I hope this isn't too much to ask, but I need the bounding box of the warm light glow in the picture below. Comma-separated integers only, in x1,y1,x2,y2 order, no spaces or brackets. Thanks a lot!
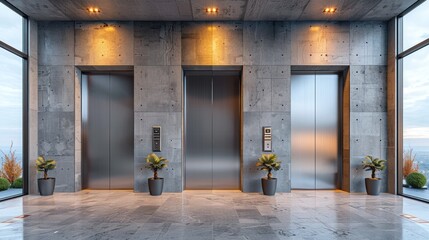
309,26,320,31
87,7,101,13
323,7,337,13
105,26,115,32
205,7,219,14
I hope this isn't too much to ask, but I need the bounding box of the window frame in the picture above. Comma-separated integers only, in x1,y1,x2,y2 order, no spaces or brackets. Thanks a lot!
397,0,429,202
0,0,29,201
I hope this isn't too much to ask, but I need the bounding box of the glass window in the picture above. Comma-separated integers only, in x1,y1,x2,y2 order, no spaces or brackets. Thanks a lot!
0,2,25,200
0,48,23,199
402,0,429,51
0,3,23,51
402,46,429,199
400,1,429,201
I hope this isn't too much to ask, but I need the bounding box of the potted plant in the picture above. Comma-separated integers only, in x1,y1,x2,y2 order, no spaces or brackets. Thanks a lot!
256,153,281,195
145,153,168,196
362,155,386,196
36,156,57,196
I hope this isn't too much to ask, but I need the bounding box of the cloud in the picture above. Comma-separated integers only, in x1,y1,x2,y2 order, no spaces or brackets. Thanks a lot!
0,3,23,50
403,0,429,50
402,44,429,129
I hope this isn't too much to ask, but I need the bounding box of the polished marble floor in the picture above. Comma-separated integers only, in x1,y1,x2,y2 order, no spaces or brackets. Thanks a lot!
0,190,429,240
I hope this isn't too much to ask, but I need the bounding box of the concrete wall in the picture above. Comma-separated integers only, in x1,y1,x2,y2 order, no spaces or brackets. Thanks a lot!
349,22,388,192
37,20,388,193
134,22,182,192
37,22,76,192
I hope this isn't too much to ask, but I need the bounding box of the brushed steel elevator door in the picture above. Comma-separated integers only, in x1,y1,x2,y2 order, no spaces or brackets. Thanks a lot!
291,73,339,190
185,70,240,190
82,72,134,189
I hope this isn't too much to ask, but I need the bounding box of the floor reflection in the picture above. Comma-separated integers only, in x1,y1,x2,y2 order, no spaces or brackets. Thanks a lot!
0,190,428,239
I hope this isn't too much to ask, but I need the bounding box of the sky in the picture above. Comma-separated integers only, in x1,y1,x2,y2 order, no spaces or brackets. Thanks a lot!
0,3,23,152
402,0,429,147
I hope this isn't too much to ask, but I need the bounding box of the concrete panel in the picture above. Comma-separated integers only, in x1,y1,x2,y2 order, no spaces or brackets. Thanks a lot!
134,22,181,66
350,136,387,192
291,22,350,65
350,22,387,65
243,66,290,112
244,0,309,20
38,112,75,156
181,22,243,65
350,112,387,137
242,112,291,192
134,66,182,112
41,156,75,192
350,112,387,192
363,0,417,21
350,65,386,112
190,0,247,21
134,112,182,192
243,22,291,65
75,22,134,66
299,0,382,21
212,22,243,65
38,65,75,112
38,21,74,66
10,0,416,21
181,22,213,65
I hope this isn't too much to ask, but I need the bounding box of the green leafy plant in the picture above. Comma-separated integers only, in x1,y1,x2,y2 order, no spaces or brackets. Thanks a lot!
0,177,10,191
406,172,427,188
11,177,23,188
256,154,281,179
1,142,22,184
36,156,57,179
362,155,386,179
145,153,168,179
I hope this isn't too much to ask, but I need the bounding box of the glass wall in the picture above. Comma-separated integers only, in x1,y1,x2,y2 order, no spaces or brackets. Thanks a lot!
0,1,27,200
399,0,429,201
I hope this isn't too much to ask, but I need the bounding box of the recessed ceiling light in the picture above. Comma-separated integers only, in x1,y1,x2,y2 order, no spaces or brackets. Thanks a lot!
87,7,101,13
323,7,337,13
205,7,219,14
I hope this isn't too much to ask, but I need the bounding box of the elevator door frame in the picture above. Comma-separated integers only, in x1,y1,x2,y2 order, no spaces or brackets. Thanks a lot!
81,71,134,190
291,70,343,190
182,66,243,191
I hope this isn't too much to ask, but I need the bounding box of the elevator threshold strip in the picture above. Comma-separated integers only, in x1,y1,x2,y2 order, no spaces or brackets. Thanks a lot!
401,214,429,224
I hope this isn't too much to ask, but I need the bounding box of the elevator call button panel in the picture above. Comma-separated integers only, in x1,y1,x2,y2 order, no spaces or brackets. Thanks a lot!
152,126,161,152
263,126,272,152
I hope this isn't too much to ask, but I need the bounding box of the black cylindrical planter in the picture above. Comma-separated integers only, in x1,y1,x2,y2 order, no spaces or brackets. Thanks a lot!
261,178,277,196
148,178,164,196
38,178,55,196
365,178,381,196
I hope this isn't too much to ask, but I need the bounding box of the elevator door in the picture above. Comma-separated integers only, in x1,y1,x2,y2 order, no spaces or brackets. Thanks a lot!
185,70,240,190
291,73,339,189
82,72,134,189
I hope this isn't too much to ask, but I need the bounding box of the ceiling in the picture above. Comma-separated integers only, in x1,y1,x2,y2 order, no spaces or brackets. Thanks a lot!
7,0,417,21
